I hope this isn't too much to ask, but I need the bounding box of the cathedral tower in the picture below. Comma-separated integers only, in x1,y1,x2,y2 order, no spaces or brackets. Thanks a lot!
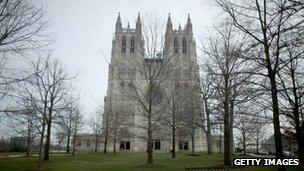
104,13,206,153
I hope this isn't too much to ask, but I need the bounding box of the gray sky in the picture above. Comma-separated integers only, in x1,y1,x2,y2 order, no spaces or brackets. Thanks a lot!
1,0,274,139
37,0,221,120
0,0,223,138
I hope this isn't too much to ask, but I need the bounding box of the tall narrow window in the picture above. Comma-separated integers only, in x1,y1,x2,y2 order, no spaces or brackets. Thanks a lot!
182,37,187,53
122,36,126,53
173,37,178,53
130,36,135,53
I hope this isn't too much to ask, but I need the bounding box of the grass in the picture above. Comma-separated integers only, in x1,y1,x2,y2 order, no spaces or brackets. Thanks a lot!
0,152,302,171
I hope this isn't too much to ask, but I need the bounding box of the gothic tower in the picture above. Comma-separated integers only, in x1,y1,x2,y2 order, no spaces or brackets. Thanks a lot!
103,13,206,152
163,14,205,152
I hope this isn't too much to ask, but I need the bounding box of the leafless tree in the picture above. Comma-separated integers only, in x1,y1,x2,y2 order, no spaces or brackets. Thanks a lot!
0,0,50,109
163,79,186,158
254,122,266,154
277,32,304,164
201,21,254,165
102,97,110,154
0,0,49,53
15,55,76,167
55,132,65,152
197,66,215,154
234,104,267,155
89,108,102,152
109,107,130,154
179,84,202,156
235,115,255,155
4,102,37,157
57,99,81,154
216,1,304,167
71,107,82,156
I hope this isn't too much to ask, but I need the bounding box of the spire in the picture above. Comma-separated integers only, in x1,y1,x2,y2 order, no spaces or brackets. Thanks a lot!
136,12,141,23
186,13,193,35
115,12,122,33
187,13,191,25
136,12,142,34
127,22,130,29
166,13,173,34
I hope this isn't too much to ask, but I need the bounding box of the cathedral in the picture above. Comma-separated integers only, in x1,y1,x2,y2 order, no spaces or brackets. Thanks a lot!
103,13,207,152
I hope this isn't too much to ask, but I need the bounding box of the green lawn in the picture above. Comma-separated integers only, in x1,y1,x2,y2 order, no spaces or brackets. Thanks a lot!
0,152,302,171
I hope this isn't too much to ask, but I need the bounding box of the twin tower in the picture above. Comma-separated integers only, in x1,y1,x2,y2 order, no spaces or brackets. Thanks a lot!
104,13,205,152
110,13,198,66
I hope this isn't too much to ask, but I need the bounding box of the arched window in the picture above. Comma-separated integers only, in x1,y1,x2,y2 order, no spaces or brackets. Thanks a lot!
173,37,178,53
182,37,187,54
130,36,135,53
122,36,126,53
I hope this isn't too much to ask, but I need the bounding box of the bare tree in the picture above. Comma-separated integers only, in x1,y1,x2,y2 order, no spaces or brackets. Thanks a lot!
234,104,267,155
254,122,266,154
71,107,82,156
181,86,202,156
197,67,215,154
4,103,37,157
57,99,81,154
201,21,253,165
216,1,304,168
55,132,65,152
110,107,130,154
277,33,304,164
235,115,255,155
0,0,50,109
16,55,76,167
163,79,186,158
89,108,102,152
102,97,110,154
0,0,49,53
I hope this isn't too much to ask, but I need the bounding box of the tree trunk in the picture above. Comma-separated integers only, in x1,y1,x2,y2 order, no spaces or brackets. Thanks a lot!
295,123,304,166
103,116,109,154
191,128,195,155
269,73,284,159
72,130,77,156
171,128,176,158
95,134,98,153
103,135,108,153
243,146,246,156
43,120,52,161
268,73,285,171
224,76,231,165
66,131,70,153
219,134,222,153
38,122,46,168
224,111,231,165
113,130,116,154
229,100,234,155
147,119,153,164
26,119,31,157
26,136,31,157
204,99,212,154
256,133,259,154
290,69,304,166
293,102,304,165
243,132,246,156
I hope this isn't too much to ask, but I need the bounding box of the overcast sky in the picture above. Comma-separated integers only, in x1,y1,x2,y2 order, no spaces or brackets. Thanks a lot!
33,0,221,120
0,0,224,137
0,0,275,140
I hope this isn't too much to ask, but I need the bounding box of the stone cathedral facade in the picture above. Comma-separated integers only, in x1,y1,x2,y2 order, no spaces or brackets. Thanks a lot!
103,13,206,152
